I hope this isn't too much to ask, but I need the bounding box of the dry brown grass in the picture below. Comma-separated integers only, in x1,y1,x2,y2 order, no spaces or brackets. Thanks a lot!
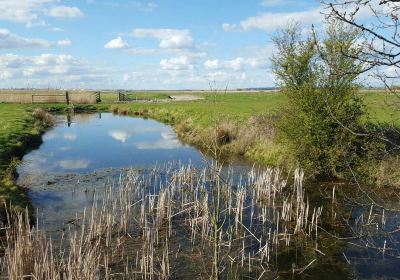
69,93,97,104
1,164,324,279
32,108,55,128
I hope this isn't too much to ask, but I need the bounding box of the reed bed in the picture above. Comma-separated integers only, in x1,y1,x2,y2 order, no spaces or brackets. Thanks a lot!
1,163,324,279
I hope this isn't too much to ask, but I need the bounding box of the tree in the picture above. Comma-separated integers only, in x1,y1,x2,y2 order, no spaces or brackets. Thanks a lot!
272,22,370,178
323,0,400,162
322,0,400,86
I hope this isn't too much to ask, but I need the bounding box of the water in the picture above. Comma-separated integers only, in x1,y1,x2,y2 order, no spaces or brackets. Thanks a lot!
15,113,400,279
17,113,211,231
18,113,204,175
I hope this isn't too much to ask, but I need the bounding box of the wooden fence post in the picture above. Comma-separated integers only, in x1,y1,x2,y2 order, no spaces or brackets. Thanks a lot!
66,91,70,105
95,91,101,103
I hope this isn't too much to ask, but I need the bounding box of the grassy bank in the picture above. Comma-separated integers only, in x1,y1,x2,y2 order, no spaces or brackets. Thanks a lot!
0,103,108,215
111,91,399,167
111,92,288,164
0,104,45,215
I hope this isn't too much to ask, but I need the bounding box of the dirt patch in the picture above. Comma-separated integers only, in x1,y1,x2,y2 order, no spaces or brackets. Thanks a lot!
168,95,204,101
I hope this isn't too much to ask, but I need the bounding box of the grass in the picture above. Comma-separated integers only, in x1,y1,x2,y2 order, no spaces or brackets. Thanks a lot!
361,91,400,124
0,104,43,214
113,91,286,126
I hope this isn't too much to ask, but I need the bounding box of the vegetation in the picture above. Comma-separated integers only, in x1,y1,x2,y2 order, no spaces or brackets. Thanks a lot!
271,23,368,178
1,164,325,279
267,21,400,186
0,105,50,216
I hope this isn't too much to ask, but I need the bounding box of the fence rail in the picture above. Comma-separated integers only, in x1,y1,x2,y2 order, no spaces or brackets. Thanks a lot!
0,91,101,104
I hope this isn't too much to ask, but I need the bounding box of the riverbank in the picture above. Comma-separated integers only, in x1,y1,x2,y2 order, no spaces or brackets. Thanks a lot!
0,90,398,214
110,91,400,184
0,105,47,216
111,91,289,165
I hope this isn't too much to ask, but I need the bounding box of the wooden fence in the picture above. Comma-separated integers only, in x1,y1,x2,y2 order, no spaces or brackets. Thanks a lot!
0,91,101,104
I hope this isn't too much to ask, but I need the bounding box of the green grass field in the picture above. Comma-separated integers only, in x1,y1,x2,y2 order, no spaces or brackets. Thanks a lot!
112,91,284,126
361,91,400,124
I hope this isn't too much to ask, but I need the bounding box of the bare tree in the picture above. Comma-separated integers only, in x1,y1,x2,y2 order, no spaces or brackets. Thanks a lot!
322,1,400,157
322,0,400,89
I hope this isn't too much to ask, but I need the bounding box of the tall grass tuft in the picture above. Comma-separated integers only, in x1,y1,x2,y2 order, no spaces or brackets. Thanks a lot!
32,108,55,129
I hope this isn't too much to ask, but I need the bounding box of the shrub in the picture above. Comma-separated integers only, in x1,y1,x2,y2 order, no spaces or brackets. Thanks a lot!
272,22,368,178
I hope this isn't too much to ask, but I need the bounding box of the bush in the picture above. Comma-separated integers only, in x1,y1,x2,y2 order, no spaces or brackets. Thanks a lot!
272,22,369,178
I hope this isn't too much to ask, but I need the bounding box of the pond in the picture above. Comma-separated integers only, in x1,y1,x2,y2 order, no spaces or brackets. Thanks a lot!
17,113,210,231
14,113,400,279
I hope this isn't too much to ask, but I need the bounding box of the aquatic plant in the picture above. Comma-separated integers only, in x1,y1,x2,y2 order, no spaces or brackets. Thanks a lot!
1,163,326,279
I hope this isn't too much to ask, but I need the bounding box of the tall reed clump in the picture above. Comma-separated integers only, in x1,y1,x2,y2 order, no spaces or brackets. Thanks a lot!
1,163,324,279
32,108,55,129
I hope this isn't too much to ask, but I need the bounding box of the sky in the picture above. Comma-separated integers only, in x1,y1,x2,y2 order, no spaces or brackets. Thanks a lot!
0,0,327,89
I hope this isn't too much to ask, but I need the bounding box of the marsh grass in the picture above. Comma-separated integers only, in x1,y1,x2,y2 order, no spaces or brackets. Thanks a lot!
1,163,325,279
32,108,55,129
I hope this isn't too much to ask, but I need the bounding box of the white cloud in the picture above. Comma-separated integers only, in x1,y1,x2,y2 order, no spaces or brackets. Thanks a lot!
58,159,90,170
132,28,194,49
105,1,158,11
133,1,158,12
160,55,195,70
104,36,130,49
0,29,51,48
205,57,244,71
206,71,253,85
0,0,54,23
63,133,77,141
222,23,236,31
204,57,268,71
223,8,323,32
50,27,64,32
135,132,181,149
0,29,72,49
57,39,72,46
109,130,130,143
260,0,284,7
0,1,84,24
0,53,112,88
207,71,230,82
45,6,84,18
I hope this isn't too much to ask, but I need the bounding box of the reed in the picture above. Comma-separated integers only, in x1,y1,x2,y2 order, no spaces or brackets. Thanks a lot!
1,163,324,279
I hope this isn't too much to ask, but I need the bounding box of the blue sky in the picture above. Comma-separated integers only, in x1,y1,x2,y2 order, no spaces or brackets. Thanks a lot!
0,0,325,89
